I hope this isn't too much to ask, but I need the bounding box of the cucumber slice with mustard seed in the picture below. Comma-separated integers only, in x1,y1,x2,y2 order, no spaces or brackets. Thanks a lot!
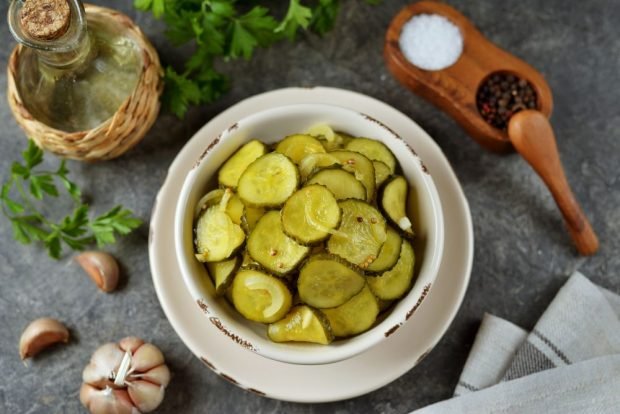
322,285,379,337
305,167,366,201
218,140,267,188
206,255,240,295
327,199,387,269
346,138,396,174
281,185,341,245
194,205,245,263
237,153,299,207
268,305,334,344
297,254,365,309
275,134,326,164
247,210,310,275
231,269,292,323
367,240,415,300
366,226,402,273
380,176,415,238
329,150,376,202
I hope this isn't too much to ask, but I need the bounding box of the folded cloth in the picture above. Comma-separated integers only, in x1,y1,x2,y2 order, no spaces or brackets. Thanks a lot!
413,272,620,414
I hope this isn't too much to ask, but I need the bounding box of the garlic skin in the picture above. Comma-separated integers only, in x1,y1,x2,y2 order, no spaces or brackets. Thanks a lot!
75,251,120,292
81,337,170,414
19,317,69,359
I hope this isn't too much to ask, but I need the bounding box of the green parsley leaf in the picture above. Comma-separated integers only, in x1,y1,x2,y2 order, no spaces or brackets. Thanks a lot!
0,140,142,259
276,0,313,40
134,0,382,117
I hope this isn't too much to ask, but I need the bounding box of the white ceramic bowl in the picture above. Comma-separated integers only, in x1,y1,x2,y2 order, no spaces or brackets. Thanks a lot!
175,103,444,365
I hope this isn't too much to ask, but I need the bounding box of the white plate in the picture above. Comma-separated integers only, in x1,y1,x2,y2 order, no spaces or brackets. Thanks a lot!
149,87,473,403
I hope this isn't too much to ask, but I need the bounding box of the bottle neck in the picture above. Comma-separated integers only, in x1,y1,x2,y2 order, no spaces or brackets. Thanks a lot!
8,0,93,71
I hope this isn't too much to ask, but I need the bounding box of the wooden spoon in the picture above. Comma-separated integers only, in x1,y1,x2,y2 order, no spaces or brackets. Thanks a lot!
508,111,598,255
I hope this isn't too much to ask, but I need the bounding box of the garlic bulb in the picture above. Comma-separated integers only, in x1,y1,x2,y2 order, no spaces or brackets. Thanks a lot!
80,337,170,414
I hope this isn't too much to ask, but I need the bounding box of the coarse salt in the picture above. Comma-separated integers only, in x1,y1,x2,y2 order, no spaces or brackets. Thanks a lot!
399,14,463,71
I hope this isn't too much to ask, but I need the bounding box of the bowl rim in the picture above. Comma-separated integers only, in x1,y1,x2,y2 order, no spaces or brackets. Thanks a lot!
174,103,444,365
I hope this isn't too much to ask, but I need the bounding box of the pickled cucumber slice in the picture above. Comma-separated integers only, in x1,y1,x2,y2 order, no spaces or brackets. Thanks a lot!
267,305,334,344
373,160,392,188
306,124,350,151
206,255,240,295
305,168,366,201
275,134,326,164
241,203,265,233
329,150,376,201
194,205,245,262
281,185,341,245
218,140,267,188
247,211,310,275
237,153,299,207
380,176,414,238
231,269,292,323
367,240,415,300
299,153,340,181
322,285,379,337
346,138,396,174
327,199,387,268
195,188,244,225
366,226,402,273
297,254,365,308
240,249,260,269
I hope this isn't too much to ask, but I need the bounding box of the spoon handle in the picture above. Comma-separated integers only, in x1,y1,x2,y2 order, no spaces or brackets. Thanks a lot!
508,110,599,255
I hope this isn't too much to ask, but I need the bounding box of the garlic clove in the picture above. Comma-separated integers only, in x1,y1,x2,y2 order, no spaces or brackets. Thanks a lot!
131,343,165,372
128,380,165,413
80,384,137,414
82,343,124,386
137,364,171,387
75,251,120,293
119,336,144,354
19,317,69,359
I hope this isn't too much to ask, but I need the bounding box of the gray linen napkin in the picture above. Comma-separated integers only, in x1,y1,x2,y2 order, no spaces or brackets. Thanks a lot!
413,272,620,414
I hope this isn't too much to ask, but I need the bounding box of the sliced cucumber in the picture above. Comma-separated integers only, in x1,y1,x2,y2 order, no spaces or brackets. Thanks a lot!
195,188,244,225
237,153,299,207
206,255,240,295
367,240,415,300
281,185,341,245
380,176,415,238
327,199,387,268
306,123,336,142
241,203,265,233
373,160,392,188
247,210,310,275
366,226,402,273
297,254,365,309
346,138,396,174
322,285,379,337
299,153,340,182
194,205,245,263
275,134,326,164
268,305,333,344
305,167,366,201
329,150,376,201
231,269,292,323
218,140,267,188
240,249,260,269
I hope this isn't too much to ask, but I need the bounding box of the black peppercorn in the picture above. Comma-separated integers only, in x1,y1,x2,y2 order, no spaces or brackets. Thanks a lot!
476,72,538,130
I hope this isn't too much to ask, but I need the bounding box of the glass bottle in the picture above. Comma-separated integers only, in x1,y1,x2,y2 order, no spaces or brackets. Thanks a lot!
8,0,141,132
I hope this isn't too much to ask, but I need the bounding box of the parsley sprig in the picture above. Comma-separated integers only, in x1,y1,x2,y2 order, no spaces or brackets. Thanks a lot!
1,141,142,259
134,0,381,118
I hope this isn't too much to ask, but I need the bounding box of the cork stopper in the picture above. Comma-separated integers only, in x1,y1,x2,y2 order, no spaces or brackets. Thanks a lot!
20,0,71,40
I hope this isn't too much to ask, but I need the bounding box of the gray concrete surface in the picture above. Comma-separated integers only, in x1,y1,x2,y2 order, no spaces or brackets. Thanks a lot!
1,0,619,412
